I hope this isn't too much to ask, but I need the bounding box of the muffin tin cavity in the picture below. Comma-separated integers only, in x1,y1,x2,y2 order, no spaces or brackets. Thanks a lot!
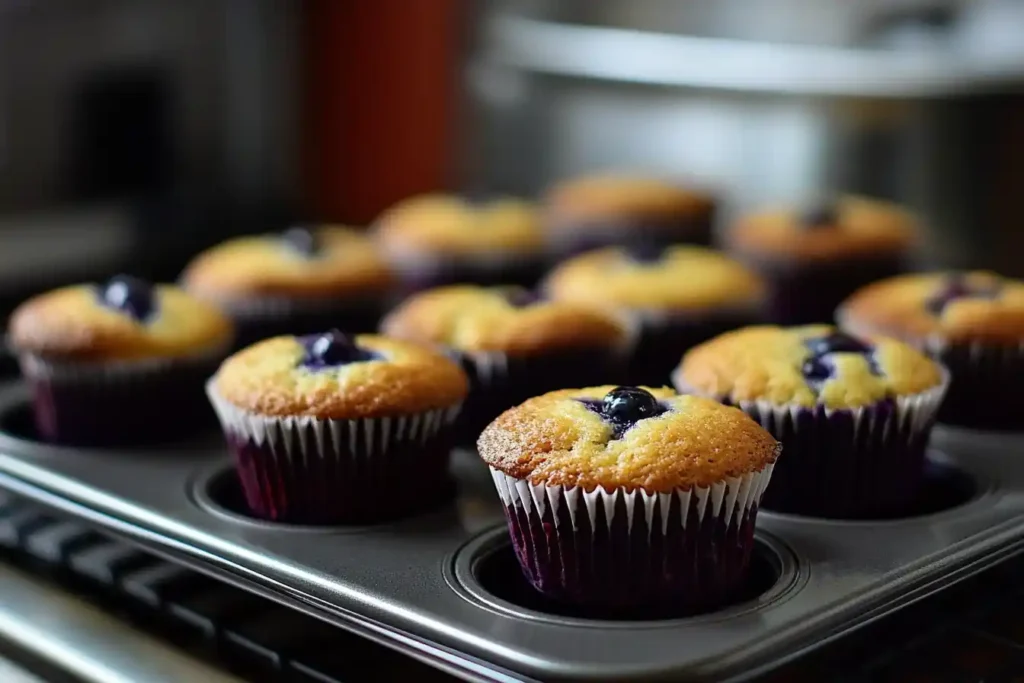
762,462,980,522
192,464,457,530
448,526,799,625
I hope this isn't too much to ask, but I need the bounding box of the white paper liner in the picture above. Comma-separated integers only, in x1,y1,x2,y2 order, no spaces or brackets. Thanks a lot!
488,464,775,536
17,342,231,384
672,367,950,441
206,379,463,461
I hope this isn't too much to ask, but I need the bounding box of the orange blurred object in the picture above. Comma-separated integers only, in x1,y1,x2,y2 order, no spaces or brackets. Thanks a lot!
302,0,464,225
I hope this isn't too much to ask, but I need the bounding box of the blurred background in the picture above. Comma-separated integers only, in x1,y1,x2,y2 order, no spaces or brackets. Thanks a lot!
3,0,1024,308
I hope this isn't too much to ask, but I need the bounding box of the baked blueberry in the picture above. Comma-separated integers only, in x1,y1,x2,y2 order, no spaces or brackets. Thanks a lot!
625,242,665,264
580,386,668,437
501,286,541,308
798,201,840,229
281,226,320,257
801,355,832,384
925,275,1000,315
98,275,156,321
805,331,871,357
300,330,380,369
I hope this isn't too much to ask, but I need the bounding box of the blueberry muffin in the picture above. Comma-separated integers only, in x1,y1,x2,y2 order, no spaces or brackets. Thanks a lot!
207,331,468,524
372,195,544,291
181,225,395,347
543,245,766,386
478,385,779,613
838,271,1024,431
675,325,947,518
380,285,632,441
8,275,234,446
543,173,717,257
727,196,919,325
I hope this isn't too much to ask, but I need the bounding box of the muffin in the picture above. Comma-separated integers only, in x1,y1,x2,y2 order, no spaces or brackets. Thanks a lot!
206,331,468,524
478,385,779,613
8,275,234,446
838,271,1024,431
727,195,918,325
543,173,717,257
380,285,632,441
372,195,545,291
543,245,766,386
674,325,948,518
180,225,395,347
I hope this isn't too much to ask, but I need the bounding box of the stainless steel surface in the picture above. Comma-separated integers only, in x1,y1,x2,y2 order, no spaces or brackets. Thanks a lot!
468,9,1024,272
0,561,244,683
0,382,1020,680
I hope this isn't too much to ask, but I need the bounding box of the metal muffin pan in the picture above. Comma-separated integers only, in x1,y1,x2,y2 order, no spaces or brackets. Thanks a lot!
0,381,1022,682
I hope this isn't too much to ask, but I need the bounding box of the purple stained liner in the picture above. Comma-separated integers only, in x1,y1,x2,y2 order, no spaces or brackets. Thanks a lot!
929,342,1024,431
208,383,462,525
489,466,773,613
673,363,949,520
18,350,225,447
386,252,547,293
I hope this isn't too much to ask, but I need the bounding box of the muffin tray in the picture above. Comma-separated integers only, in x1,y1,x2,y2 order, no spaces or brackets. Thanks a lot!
0,381,1022,681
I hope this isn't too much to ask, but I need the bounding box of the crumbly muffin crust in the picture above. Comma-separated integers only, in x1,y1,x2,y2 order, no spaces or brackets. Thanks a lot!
543,246,765,313
729,196,918,262
478,386,779,492
676,325,943,410
181,226,394,299
8,284,233,362
380,285,628,355
838,271,1024,345
373,195,543,256
212,334,468,419
545,174,714,225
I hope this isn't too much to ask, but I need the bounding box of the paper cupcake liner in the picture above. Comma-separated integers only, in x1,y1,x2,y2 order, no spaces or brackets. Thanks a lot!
17,345,229,447
207,382,463,524
676,371,949,518
197,293,392,349
545,213,715,261
489,464,774,612
743,253,906,325
450,344,632,445
628,306,765,388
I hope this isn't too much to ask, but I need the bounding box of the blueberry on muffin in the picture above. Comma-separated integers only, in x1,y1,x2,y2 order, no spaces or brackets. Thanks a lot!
207,331,468,524
727,195,919,324
180,225,395,347
838,271,1024,431
675,325,947,518
543,173,717,257
372,194,545,291
478,385,779,613
8,275,234,446
380,285,632,441
543,245,766,386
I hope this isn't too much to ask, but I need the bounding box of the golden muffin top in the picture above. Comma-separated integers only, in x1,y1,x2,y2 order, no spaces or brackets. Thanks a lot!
545,174,715,225
373,195,544,256
728,195,918,262
180,226,395,299
211,332,468,419
676,325,944,410
838,271,1024,345
543,245,765,313
8,276,234,362
380,285,629,355
478,385,779,493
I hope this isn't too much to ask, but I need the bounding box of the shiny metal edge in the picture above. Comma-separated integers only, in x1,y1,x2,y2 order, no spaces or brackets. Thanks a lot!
484,16,1024,98
0,562,244,683
446,527,805,629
